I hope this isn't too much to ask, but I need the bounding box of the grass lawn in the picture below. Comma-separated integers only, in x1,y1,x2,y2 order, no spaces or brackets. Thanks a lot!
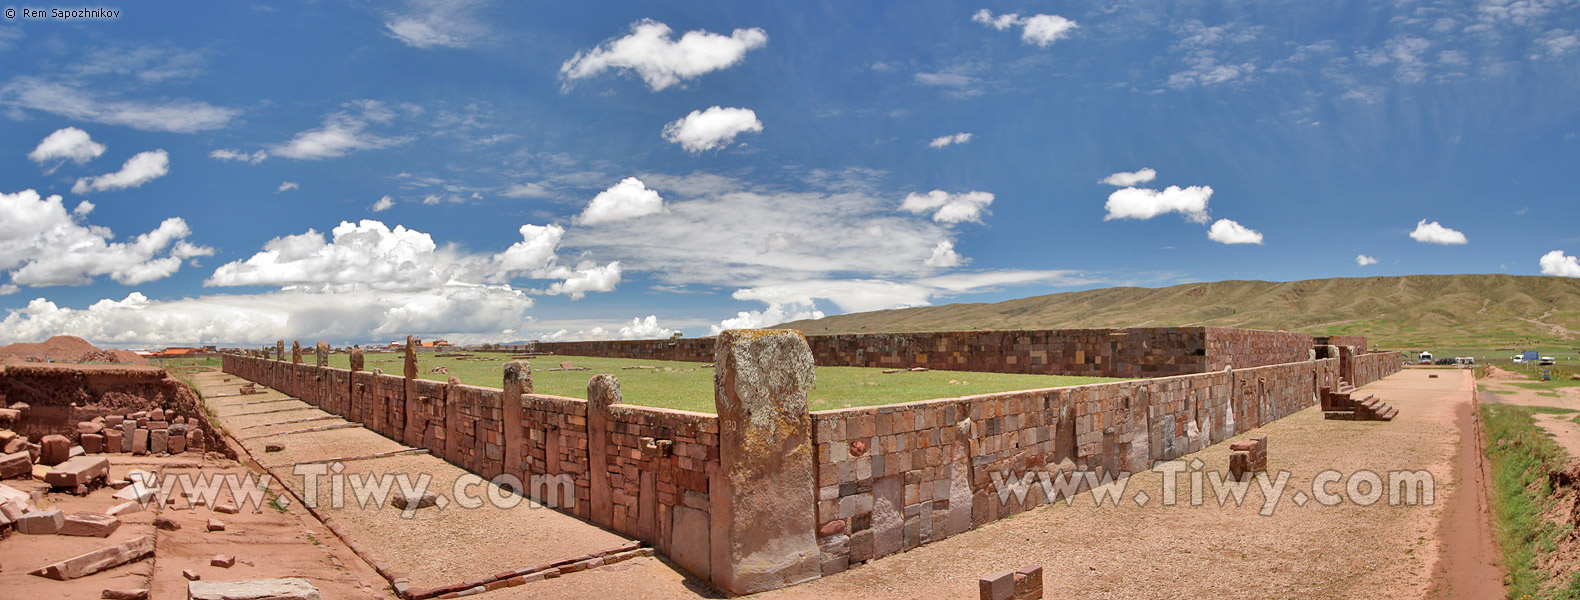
303,352,1125,413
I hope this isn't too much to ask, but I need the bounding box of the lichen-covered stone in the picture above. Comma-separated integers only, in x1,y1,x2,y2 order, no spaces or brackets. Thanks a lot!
710,328,819,595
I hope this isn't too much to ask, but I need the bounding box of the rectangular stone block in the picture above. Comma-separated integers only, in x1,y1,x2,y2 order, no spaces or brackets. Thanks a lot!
187,578,321,600
132,428,149,455
150,429,169,455
45,456,110,489
121,422,136,452
0,450,31,479
18,508,65,534
59,511,121,537
81,433,104,454
30,535,154,580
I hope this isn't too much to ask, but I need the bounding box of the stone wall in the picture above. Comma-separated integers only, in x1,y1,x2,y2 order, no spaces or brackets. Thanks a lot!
532,326,1320,379
223,337,1402,595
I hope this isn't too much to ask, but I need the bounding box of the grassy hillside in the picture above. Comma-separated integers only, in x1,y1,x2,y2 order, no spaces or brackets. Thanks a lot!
776,274,1580,350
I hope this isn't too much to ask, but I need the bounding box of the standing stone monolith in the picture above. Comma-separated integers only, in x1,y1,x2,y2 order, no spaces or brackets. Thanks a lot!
276,340,285,361
502,361,531,483
290,341,300,364
315,341,329,368
709,329,820,595
402,335,419,446
349,348,364,372
587,374,620,529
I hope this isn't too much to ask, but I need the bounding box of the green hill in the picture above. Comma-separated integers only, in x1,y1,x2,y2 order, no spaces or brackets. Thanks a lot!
775,274,1580,349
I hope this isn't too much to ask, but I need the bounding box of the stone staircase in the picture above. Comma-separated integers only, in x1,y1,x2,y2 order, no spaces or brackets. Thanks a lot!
1321,378,1398,421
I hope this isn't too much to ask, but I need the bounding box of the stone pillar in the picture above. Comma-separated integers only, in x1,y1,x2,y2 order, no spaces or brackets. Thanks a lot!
403,335,419,446
502,361,531,482
587,374,620,529
709,329,820,595
291,341,301,364
316,341,329,368
349,348,364,372
276,340,285,361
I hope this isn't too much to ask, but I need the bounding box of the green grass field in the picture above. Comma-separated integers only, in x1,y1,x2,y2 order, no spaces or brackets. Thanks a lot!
1481,403,1580,598
298,352,1123,413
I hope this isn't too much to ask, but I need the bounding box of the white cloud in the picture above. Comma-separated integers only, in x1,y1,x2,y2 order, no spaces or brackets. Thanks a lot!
1356,254,1379,266
1539,250,1580,277
578,177,665,225
210,149,267,164
900,190,994,224
72,201,95,217
494,224,565,277
272,100,410,160
502,182,550,198
1104,185,1212,223
1099,167,1157,187
928,132,973,148
540,261,622,300
971,9,1078,47
0,189,212,287
370,196,395,212
1536,30,1579,58
71,150,170,194
28,127,106,169
537,315,676,342
1408,219,1467,245
277,181,299,192
662,106,763,152
0,287,534,347
925,240,963,268
1206,219,1263,245
560,19,768,91
384,0,488,49
0,77,238,133
0,284,17,296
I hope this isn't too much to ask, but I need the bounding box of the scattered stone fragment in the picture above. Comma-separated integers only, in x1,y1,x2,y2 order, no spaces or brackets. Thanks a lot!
390,490,438,510
30,535,154,580
17,508,65,534
59,512,121,537
104,415,125,427
0,450,32,479
149,408,165,422
168,432,187,454
101,590,149,600
186,428,205,453
264,442,285,452
210,554,236,568
183,569,201,581
39,434,71,466
909,366,929,372
207,518,226,531
108,501,145,516
78,421,105,435
188,578,322,600
214,503,239,514
0,408,18,423
153,516,181,531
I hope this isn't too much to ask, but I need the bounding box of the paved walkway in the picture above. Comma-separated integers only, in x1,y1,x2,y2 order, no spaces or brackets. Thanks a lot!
190,369,676,596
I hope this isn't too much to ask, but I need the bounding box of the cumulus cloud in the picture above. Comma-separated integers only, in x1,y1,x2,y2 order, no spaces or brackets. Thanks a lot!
29,127,106,170
928,133,973,148
1540,250,1580,277
1104,185,1212,223
0,287,534,347
1099,167,1156,187
538,315,676,342
662,106,763,152
0,77,238,133
1206,219,1263,245
1408,219,1467,245
539,261,622,300
900,190,994,224
209,149,267,164
1356,254,1379,266
971,9,1078,47
578,177,665,225
384,0,488,49
272,100,411,160
0,189,212,287
71,150,170,194
560,19,768,91
277,181,299,192
925,240,963,268
370,195,395,212
494,224,565,277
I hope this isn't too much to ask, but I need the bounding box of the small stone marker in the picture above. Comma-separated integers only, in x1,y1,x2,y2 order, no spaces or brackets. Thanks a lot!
210,554,236,568
30,535,154,580
183,569,201,581
979,566,1043,600
391,490,438,510
17,508,65,534
153,516,180,531
207,518,226,531
214,503,240,514
265,442,285,452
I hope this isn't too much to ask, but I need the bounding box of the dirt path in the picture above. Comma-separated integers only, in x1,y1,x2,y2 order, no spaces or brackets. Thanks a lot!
1427,383,1504,599
1534,413,1580,458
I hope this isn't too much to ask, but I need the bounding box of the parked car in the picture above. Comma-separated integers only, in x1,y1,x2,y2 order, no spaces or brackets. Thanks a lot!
1539,356,1556,365
1513,354,1525,363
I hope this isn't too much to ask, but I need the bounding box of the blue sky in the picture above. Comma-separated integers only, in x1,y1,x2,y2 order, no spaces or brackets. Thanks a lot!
1,1,1578,347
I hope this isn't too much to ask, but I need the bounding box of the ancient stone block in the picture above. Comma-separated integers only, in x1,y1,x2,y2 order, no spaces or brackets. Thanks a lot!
187,428,204,453
316,341,329,367
40,434,71,466
101,589,149,600
291,340,301,364
104,429,123,453
168,433,186,454
0,450,31,479
45,456,110,489
670,504,711,580
502,360,532,483
30,535,154,580
150,429,169,455
349,348,364,372
121,421,136,452
980,570,1015,600
60,512,121,537
131,428,149,455
709,329,820,595
18,508,65,534
587,372,617,529
211,554,236,568
188,578,321,600
81,433,104,454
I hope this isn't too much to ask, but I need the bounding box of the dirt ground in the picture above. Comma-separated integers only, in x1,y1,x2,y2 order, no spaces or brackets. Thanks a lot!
1479,365,1580,456
0,455,394,599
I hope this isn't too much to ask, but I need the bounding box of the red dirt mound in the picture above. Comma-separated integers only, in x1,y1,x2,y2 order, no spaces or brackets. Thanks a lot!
0,335,147,364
